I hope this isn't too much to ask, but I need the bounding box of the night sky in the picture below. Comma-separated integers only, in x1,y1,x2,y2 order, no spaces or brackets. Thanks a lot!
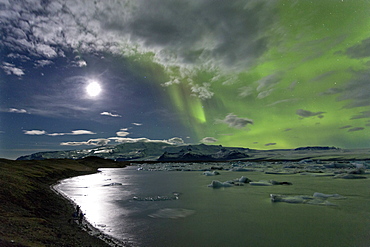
1,0,370,159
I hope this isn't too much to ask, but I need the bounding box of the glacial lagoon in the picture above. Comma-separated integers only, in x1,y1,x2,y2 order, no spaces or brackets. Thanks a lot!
55,162,370,247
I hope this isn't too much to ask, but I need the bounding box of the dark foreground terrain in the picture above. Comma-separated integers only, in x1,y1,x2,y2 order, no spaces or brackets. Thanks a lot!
0,157,128,247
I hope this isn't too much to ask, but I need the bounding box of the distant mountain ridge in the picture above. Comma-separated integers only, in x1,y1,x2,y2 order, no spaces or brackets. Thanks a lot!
17,143,252,161
16,143,370,161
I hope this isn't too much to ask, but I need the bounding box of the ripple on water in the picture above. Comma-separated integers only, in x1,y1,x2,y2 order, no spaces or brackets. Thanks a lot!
148,208,195,219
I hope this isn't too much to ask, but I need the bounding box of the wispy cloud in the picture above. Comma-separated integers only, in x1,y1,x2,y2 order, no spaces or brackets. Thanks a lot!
60,138,110,146
350,110,370,120
296,109,325,118
348,127,364,132
116,128,130,137
34,60,53,68
100,112,122,117
8,108,27,113
255,73,281,99
108,137,184,145
48,130,96,136
336,71,370,108
264,143,276,146
1,62,24,76
23,130,46,135
200,137,218,143
217,113,253,129
23,129,96,136
0,0,277,83
267,99,298,107
190,83,214,100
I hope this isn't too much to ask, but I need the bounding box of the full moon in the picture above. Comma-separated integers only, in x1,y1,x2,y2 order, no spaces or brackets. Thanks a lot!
86,81,102,97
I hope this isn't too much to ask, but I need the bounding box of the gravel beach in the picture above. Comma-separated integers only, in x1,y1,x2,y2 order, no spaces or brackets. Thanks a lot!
0,157,128,246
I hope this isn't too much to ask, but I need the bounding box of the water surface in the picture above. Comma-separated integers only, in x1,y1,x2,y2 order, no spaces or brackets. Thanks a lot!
55,165,370,247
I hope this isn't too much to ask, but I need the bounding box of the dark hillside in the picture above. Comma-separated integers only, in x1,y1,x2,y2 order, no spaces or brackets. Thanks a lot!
0,157,128,246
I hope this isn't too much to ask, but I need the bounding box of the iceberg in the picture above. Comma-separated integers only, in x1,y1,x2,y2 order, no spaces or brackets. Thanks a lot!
208,180,234,188
270,192,346,206
203,171,220,176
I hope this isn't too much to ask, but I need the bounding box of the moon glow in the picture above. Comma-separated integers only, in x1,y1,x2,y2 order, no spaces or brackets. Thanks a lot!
86,81,102,97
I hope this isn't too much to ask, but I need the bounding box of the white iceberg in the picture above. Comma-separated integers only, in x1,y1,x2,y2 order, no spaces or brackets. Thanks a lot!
208,180,234,188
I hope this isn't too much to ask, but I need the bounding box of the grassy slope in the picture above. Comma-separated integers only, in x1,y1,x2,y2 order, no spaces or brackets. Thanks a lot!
0,157,129,247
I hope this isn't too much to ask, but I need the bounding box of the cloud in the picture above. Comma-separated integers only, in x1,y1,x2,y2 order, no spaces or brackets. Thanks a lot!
0,0,278,81
48,130,96,136
72,60,87,67
34,60,53,68
296,109,325,118
8,108,27,113
267,99,299,107
23,129,95,136
190,83,214,100
238,86,253,98
319,87,343,96
217,113,253,129
200,137,218,143
108,136,184,145
116,128,130,137
1,62,25,76
336,71,370,108
100,112,122,117
264,143,276,146
347,127,364,132
256,74,281,92
167,137,185,145
60,138,110,146
23,130,46,135
346,37,370,58
350,111,370,119
257,89,274,99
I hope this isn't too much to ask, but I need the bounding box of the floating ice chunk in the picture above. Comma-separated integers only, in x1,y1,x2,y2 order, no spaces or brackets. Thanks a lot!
270,192,346,206
265,170,296,175
230,167,255,172
148,208,195,219
249,180,273,186
270,194,307,203
300,172,335,177
313,192,345,199
306,199,337,206
333,174,367,179
203,171,220,176
132,192,180,201
103,182,122,186
269,180,292,185
208,180,234,188
238,176,251,183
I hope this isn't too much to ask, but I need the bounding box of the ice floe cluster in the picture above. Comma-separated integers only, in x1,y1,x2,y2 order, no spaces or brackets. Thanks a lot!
134,160,368,207
134,160,369,176
132,192,180,201
270,192,346,206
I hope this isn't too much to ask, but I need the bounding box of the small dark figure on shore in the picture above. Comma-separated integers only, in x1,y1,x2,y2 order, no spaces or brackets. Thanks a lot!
78,212,84,224
76,205,80,215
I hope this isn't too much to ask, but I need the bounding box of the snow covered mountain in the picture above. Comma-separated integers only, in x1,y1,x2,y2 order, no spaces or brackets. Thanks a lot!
16,143,370,162
17,143,251,161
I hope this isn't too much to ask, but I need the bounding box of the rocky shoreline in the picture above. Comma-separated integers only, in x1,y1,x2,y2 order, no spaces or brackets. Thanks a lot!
0,157,128,247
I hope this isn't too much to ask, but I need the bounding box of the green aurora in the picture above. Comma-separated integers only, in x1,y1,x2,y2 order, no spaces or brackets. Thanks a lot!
1,0,370,159
125,1,370,149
